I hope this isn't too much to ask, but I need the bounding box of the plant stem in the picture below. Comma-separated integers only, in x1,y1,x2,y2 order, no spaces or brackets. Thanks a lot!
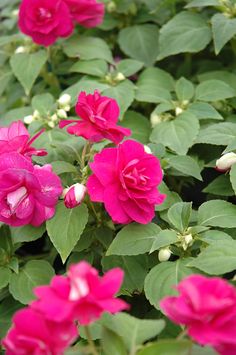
177,328,188,340
84,326,99,355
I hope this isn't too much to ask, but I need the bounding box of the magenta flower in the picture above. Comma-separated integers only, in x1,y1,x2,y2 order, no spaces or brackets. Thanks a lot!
0,153,62,227
32,261,129,325
160,275,236,351
2,308,77,355
87,139,165,224
63,183,87,209
18,0,73,46
59,91,131,145
64,0,105,28
0,121,47,158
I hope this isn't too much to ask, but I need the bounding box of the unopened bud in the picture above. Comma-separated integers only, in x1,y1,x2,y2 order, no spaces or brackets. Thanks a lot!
57,109,67,119
184,234,193,245
24,115,34,124
107,1,116,12
51,114,58,122
175,107,183,116
150,113,162,127
15,46,27,54
48,121,55,128
33,110,40,119
144,145,152,154
63,183,87,209
115,72,125,81
12,9,19,17
158,248,171,262
58,94,71,108
216,152,236,172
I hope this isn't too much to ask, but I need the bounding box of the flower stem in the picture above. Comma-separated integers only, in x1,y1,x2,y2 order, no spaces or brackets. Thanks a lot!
84,326,99,355
177,328,188,340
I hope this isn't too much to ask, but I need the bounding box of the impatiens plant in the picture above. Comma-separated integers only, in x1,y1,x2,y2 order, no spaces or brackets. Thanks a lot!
1,0,236,354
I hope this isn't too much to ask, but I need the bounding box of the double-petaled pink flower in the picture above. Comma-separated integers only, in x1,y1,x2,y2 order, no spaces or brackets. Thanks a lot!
18,0,104,46
160,275,236,355
0,121,47,158
87,139,165,224
59,91,131,145
32,261,129,325
0,153,62,226
2,308,77,355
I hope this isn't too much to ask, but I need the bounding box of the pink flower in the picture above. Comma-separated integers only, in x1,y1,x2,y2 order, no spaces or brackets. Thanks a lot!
63,183,87,209
2,308,77,355
32,261,129,325
160,275,236,350
87,139,165,224
0,121,47,158
59,91,131,145
64,0,105,28
18,0,73,46
0,153,62,227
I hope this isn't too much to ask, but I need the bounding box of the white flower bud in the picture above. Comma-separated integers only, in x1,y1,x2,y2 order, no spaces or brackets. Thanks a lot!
158,248,171,262
184,234,193,245
144,145,152,154
24,115,34,124
63,183,87,209
48,121,55,128
150,113,162,127
51,114,58,122
57,109,67,119
216,152,236,171
58,94,71,107
12,9,19,17
33,110,41,119
15,46,27,54
115,72,125,81
175,107,183,116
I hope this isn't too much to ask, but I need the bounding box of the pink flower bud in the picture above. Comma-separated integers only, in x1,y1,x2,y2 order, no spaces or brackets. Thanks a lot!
216,152,236,172
63,183,87,209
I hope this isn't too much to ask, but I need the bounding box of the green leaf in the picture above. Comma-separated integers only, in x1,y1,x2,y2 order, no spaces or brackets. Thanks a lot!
107,223,161,256
212,14,236,55
137,340,192,355
187,102,223,120
198,230,233,245
198,70,236,91
102,255,149,294
9,260,54,304
188,240,236,275
136,67,174,103
175,77,195,101
101,313,165,352
186,0,220,7
10,224,46,244
0,69,12,96
195,80,235,101
168,155,202,180
46,202,88,263
144,260,193,309
103,80,135,117
157,12,211,60
150,230,177,253
203,175,234,196
70,59,108,77
196,122,236,145
198,200,236,228
102,327,127,355
155,182,182,212
0,267,11,289
0,297,22,338
116,59,144,77
10,50,47,95
50,161,77,175
150,112,199,155
63,36,113,63
230,163,236,195
118,24,159,67
31,93,55,116
167,202,192,233
121,110,151,144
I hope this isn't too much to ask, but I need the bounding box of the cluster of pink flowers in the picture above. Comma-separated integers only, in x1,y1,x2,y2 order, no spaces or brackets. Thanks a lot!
2,261,128,354
60,90,165,224
160,275,236,355
18,0,105,46
0,121,62,227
